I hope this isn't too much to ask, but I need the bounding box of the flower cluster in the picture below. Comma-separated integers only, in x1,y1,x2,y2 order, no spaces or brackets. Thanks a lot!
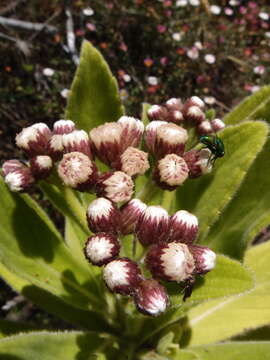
2,95,220,316
85,198,216,316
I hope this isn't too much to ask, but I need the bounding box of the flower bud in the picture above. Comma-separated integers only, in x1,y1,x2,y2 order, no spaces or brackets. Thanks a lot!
197,120,213,135
211,118,225,132
136,206,170,246
84,233,120,266
15,123,51,156
144,121,167,154
155,123,188,158
103,258,143,295
4,165,35,192
87,197,120,234
189,96,205,109
189,245,216,274
57,152,97,191
2,160,25,176
165,98,182,111
47,134,65,161
145,242,195,282
153,154,189,191
169,210,199,244
120,198,147,235
184,106,205,124
183,149,212,178
118,116,144,150
30,155,53,179
147,105,168,121
133,279,169,316
167,110,184,125
89,122,123,167
95,171,134,203
119,147,150,177
62,130,92,158
53,120,75,135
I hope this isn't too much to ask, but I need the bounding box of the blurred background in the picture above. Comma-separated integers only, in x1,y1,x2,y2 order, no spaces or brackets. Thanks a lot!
1,0,270,330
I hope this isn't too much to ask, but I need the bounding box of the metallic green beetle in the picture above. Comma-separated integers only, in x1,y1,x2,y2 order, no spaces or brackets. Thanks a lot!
199,134,225,164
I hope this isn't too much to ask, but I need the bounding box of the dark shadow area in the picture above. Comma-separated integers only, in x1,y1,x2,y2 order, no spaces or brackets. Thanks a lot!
0,355,23,360
165,276,205,298
232,325,270,341
22,284,112,333
11,193,59,262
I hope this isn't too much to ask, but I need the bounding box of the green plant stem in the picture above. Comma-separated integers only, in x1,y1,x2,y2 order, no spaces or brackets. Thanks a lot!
62,186,89,234
136,177,160,203
161,190,176,213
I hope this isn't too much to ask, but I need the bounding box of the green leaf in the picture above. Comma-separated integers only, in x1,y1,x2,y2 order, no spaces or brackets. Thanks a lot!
206,137,270,258
174,121,268,251
39,181,89,235
188,342,270,360
0,320,39,339
65,41,124,131
0,178,103,313
0,262,112,332
0,331,116,360
141,103,151,126
182,241,270,346
172,255,253,303
224,85,270,125
136,255,253,348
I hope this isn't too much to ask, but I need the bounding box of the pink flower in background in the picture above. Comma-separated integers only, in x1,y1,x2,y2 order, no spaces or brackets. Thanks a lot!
86,23,96,31
144,58,154,67
204,54,216,64
224,8,234,16
253,65,265,75
187,47,199,60
157,25,167,33
119,42,128,51
160,57,169,66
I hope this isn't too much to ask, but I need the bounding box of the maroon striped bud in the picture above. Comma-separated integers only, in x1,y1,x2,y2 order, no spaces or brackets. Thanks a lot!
103,258,143,295
95,171,134,203
89,122,123,167
155,123,188,158
167,110,184,125
147,105,168,121
183,149,212,178
185,96,205,110
62,130,92,159
211,118,225,132
118,116,144,150
169,210,199,244
144,121,167,154
2,160,25,176
184,106,205,124
136,206,170,246
4,165,35,192
119,147,150,177
86,197,120,234
165,98,182,111
53,120,75,135
145,242,195,282
120,198,147,235
197,120,213,135
133,279,169,316
57,152,97,191
30,155,53,179
153,154,189,191
15,123,51,156
189,245,216,274
84,233,120,266
47,134,65,161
